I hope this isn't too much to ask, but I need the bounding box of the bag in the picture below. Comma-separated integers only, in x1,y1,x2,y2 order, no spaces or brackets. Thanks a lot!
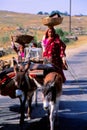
11,34,34,45
42,16,63,26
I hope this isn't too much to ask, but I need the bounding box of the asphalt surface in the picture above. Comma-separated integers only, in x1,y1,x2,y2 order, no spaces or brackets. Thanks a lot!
0,48,87,130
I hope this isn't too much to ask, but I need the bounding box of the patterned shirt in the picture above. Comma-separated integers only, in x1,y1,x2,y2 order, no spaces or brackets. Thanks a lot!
43,34,66,69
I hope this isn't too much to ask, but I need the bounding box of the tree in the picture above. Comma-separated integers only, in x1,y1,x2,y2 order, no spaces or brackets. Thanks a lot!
37,11,43,15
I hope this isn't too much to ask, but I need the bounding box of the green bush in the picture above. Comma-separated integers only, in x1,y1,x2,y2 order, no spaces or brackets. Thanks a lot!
61,36,70,43
56,28,64,37
0,34,9,44
55,28,69,43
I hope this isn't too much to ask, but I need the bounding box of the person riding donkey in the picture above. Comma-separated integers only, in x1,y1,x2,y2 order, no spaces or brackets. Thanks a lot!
41,12,68,130
11,36,25,63
41,12,68,83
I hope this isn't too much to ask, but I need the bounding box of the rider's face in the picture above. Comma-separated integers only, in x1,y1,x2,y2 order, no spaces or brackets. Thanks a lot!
48,29,54,37
19,46,24,52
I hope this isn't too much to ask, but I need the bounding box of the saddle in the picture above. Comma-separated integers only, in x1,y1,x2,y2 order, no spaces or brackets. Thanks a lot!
0,68,16,98
29,63,56,85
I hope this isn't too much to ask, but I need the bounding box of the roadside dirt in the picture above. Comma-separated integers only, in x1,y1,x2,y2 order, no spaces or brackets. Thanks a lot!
66,35,87,58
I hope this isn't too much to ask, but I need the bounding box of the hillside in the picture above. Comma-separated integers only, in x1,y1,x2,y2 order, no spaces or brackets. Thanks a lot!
0,11,87,48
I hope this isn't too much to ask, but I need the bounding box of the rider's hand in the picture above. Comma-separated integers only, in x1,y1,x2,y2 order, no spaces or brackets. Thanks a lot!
11,36,15,47
11,41,15,48
62,57,68,70
11,36,14,41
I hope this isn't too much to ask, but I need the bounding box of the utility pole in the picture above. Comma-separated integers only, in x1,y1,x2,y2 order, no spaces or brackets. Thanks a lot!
69,0,71,33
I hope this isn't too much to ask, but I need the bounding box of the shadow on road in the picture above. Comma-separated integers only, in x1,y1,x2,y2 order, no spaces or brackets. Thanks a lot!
1,115,87,130
65,79,87,86
1,78,87,130
0,102,87,130
63,79,87,95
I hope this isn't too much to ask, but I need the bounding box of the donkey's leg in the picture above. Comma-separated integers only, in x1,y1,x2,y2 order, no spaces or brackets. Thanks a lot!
49,101,55,130
54,97,60,125
19,93,27,124
33,89,38,106
27,94,33,119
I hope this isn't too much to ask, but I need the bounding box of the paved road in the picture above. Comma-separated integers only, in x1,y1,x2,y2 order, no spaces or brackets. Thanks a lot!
0,47,87,130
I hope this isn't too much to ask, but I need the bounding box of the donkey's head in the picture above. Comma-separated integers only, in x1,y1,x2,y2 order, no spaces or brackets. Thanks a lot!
42,80,56,110
42,72,63,110
13,58,30,92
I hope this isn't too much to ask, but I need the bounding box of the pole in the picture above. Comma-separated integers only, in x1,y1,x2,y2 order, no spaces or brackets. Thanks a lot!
69,0,71,33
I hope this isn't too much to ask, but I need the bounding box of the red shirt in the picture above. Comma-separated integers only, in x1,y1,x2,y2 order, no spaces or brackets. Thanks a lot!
43,34,66,69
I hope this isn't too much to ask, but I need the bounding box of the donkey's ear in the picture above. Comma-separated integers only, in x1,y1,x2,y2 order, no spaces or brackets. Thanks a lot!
50,81,55,88
50,74,57,87
24,60,30,73
12,57,19,73
12,57,18,66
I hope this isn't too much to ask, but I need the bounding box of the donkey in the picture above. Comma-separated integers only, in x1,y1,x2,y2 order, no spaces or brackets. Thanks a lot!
32,69,63,130
12,59,37,124
42,71,63,130
12,58,63,129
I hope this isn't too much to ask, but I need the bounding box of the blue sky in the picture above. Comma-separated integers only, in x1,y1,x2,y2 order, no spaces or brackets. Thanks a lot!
0,0,87,15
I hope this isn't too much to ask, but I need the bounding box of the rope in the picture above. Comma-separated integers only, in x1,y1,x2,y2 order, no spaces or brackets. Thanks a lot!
66,59,84,93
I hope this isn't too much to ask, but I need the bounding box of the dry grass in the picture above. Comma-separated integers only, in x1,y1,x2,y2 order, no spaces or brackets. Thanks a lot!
0,53,17,61
67,35,87,49
0,11,87,44
66,35,87,58
0,11,87,60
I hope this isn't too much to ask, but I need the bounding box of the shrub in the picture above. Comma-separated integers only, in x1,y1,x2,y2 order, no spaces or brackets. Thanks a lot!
61,36,70,43
55,28,69,43
56,28,64,37
0,34,9,44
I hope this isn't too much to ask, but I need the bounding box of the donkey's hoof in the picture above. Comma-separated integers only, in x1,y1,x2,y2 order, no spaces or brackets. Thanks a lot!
25,117,31,121
20,119,24,125
28,117,31,120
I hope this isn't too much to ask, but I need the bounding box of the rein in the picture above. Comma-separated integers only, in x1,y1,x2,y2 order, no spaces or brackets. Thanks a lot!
66,60,84,92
